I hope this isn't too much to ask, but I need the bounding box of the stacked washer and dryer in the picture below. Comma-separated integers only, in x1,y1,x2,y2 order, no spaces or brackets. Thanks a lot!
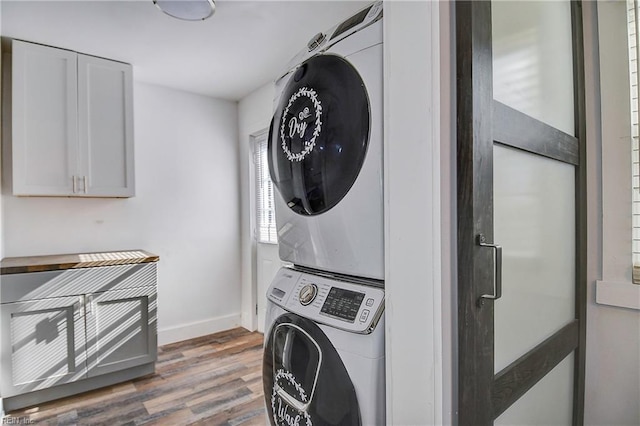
262,3,385,425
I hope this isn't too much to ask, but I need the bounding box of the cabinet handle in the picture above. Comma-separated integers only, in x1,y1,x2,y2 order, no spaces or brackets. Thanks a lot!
73,176,77,193
84,176,88,194
85,295,92,315
78,295,85,316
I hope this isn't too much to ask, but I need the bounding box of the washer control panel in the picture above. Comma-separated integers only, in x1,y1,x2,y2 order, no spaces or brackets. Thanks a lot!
267,267,384,334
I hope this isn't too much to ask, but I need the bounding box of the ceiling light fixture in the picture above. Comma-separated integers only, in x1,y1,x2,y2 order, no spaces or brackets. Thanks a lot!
153,0,216,21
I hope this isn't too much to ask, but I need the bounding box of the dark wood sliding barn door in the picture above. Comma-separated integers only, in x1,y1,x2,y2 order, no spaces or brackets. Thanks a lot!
456,1,587,425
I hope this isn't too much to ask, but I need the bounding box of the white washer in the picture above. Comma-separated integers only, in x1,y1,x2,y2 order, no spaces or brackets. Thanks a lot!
263,267,385,426
268,2,384,280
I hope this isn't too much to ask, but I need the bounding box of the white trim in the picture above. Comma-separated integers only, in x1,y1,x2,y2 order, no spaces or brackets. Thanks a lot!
596,281,640,310
599,1,635,292
158,313,242,346
439,1,455,423
238,83,276,333
384,1,444,424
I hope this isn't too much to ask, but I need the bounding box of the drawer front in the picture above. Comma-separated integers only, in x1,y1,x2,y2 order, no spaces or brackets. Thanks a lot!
1,263,157,303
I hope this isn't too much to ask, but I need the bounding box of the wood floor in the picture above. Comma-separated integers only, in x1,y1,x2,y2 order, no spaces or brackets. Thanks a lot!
6,328,268,425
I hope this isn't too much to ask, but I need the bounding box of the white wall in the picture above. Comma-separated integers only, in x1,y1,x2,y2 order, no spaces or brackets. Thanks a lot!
238,82,274,331
585,2,640,425
1,82,242,345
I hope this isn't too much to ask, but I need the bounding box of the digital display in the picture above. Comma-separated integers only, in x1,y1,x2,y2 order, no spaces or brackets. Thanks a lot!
320,287,365,322
331,6,372,40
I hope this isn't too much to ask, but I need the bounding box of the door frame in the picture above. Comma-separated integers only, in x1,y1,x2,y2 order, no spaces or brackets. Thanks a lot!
455,1,587,424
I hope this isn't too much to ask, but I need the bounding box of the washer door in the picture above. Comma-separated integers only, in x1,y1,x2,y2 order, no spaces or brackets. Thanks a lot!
268,54,370,216
263,313,361,426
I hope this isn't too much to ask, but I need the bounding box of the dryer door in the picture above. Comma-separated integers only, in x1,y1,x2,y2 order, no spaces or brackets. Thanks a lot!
263,313,361,426
268,54,370,216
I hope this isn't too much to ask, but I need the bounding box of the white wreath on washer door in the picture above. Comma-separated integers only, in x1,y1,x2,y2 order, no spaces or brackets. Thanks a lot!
271,369,313,426
280,87,323,162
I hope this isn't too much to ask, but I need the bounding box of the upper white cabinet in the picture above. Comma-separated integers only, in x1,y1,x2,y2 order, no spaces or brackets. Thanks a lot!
78,54,134,197
7,40,135,197
10,41,79,196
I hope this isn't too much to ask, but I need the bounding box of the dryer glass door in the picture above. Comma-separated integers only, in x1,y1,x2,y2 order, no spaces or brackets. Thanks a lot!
268,54,370,216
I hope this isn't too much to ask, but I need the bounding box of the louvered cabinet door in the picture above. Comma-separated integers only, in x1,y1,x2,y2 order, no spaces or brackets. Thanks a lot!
0,296,87,397
85,286,157,377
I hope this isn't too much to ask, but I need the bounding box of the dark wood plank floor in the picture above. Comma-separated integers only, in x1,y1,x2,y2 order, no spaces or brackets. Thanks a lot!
6,328,268,425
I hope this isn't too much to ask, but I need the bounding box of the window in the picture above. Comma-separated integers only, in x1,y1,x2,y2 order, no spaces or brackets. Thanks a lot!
629,0,640,282
254,132,277,244
596,0,640,311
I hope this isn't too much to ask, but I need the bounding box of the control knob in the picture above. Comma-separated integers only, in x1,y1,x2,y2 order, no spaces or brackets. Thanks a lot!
299,284,318,306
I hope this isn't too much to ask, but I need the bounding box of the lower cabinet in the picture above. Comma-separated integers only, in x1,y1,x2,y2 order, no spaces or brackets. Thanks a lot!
0,262,157,404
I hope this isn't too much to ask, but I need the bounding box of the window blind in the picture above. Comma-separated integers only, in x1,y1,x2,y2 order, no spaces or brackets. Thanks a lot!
255,133,278,244
628,0,640,282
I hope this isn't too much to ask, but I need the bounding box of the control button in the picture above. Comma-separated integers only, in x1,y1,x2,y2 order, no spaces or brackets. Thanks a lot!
365,298,374,307
359,309,370,322
299,284,318,306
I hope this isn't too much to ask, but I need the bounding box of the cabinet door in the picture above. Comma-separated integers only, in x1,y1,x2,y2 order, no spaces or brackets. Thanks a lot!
78,54,135,197
85,286,156,377
0,296,87,397
11,40,79,196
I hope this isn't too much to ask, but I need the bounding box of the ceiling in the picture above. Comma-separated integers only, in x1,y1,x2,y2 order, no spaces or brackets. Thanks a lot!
1,0,368,101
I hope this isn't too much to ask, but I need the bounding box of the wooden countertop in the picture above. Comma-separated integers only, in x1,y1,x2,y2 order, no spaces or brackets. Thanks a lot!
0,250,159,275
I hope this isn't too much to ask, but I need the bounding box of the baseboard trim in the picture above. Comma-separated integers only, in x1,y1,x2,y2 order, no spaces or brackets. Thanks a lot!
158,313,242,345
